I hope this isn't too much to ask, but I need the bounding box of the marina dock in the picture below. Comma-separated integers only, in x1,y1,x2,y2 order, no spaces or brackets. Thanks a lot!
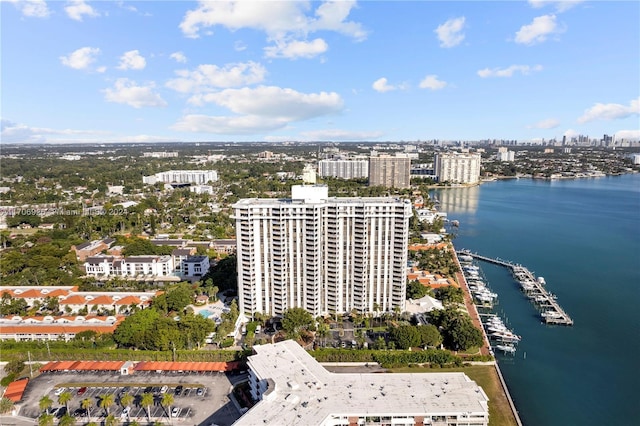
458,250,574,326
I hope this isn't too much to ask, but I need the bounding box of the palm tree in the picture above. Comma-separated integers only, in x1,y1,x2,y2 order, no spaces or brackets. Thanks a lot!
160,393,174,422
81,397,93,423
128,421,140,426
58,390,73,414
140,392,154,422
119,393,134,421
104,414,118,426
0,397,14,415
99,394,115,417
39,395,53,414
58,414,76,426
38,413,55,426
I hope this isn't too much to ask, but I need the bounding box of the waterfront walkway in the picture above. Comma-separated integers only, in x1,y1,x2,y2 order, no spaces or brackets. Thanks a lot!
458,250,574,326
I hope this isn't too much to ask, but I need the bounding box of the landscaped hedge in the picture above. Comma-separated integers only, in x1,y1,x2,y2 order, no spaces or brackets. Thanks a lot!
0,344,250,363
309,348,489,367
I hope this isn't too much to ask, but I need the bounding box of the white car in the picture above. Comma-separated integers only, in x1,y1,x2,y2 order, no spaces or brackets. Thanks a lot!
54,387,65,396
171,407,180,417
160,385,168,394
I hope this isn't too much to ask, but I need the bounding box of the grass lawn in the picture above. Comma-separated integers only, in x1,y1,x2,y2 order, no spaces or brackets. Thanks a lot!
390,365,517,426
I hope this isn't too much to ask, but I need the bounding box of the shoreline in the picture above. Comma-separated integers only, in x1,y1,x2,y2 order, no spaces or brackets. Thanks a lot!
452,245,522,426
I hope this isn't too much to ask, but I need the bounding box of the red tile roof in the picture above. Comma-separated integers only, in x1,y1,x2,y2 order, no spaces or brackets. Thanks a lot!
3,378,29,402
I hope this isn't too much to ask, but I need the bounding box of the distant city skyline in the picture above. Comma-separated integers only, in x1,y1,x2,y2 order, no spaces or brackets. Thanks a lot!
2,1,639,144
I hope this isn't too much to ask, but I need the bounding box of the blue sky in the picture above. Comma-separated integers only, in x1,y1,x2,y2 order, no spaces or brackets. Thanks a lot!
1,0,639,144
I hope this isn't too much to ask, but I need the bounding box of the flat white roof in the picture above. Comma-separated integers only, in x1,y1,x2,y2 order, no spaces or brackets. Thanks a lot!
233,340,489,426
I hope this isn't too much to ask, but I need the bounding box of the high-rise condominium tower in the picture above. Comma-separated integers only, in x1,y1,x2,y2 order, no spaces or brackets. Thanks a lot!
232,185,412,318
368,154,411,188
434,152,482,184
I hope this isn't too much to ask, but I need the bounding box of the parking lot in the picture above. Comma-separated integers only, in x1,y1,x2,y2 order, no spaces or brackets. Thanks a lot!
18,370,249,425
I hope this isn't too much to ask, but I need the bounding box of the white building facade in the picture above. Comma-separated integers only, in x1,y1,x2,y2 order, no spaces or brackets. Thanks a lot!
142,170,218,185
234,340,489,426
318,159,369,179
434,152,482,184
232,185,412,317
84,255,174,278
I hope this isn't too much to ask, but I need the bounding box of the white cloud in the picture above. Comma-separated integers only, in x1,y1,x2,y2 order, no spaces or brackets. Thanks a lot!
170,52,187,63
59,47,101,70
372,78,397,93
234,41,248,52
614,130,640,141
65,0,100,22
172,114,288,134
166,61,266,95
419,75,447,90
477,64,543,78
310,0,368,41
528,0,584,13
299,129,384,141
103,79,167,108
1,118,110,143
515,14,561,45
577,97,640,123
528,118,560,129
563,129,579,139
192,86,343,120
117,50,146,70
172,85,343,135
434,17,466,48
179,0,366,42
5,0,50,18
264,38,328,59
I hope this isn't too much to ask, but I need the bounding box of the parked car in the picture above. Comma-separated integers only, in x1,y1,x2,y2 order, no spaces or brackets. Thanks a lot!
54,387,65,396
77,387,87,396
171,407,180,417
196,388,204,396
174,385,183,396
160,385,168,394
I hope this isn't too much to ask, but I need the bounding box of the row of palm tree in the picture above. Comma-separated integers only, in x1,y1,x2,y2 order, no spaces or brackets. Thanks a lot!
38,389,176,425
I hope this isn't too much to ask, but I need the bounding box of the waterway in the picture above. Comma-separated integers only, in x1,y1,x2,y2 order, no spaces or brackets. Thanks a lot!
432,174,640,426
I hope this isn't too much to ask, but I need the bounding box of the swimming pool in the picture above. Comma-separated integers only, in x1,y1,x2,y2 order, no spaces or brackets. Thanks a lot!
198,309,214,318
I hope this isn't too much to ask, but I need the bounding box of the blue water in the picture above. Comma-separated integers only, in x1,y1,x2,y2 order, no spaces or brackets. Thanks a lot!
199,309,214,318
433,174,640,426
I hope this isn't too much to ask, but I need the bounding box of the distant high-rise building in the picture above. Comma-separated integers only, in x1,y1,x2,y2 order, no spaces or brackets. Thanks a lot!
318,159,369,179
434,152,481,184
496,151,515,162
232,185,412,317
368,154,411,188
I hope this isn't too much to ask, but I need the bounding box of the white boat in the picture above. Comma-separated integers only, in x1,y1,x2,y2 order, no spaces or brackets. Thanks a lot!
490,331,521,342
495,344,516,354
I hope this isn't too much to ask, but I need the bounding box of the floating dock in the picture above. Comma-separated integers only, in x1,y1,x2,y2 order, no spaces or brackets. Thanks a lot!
458,250,574,326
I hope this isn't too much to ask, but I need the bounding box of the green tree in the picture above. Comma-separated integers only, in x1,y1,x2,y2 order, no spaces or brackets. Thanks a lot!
104,414,118,426
282,307,314,338
99,394,115,416
119,393,134,411
406,280,429,300
387,325,421,350
81,397,93,423
58,414,76,426
435,286,464,305
58,391,73,413
160,393,174,421
39,395,53,414
417,324,443,348
38,413,55,426
140,392,154,422
3,359,25,376
0,397,14,414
